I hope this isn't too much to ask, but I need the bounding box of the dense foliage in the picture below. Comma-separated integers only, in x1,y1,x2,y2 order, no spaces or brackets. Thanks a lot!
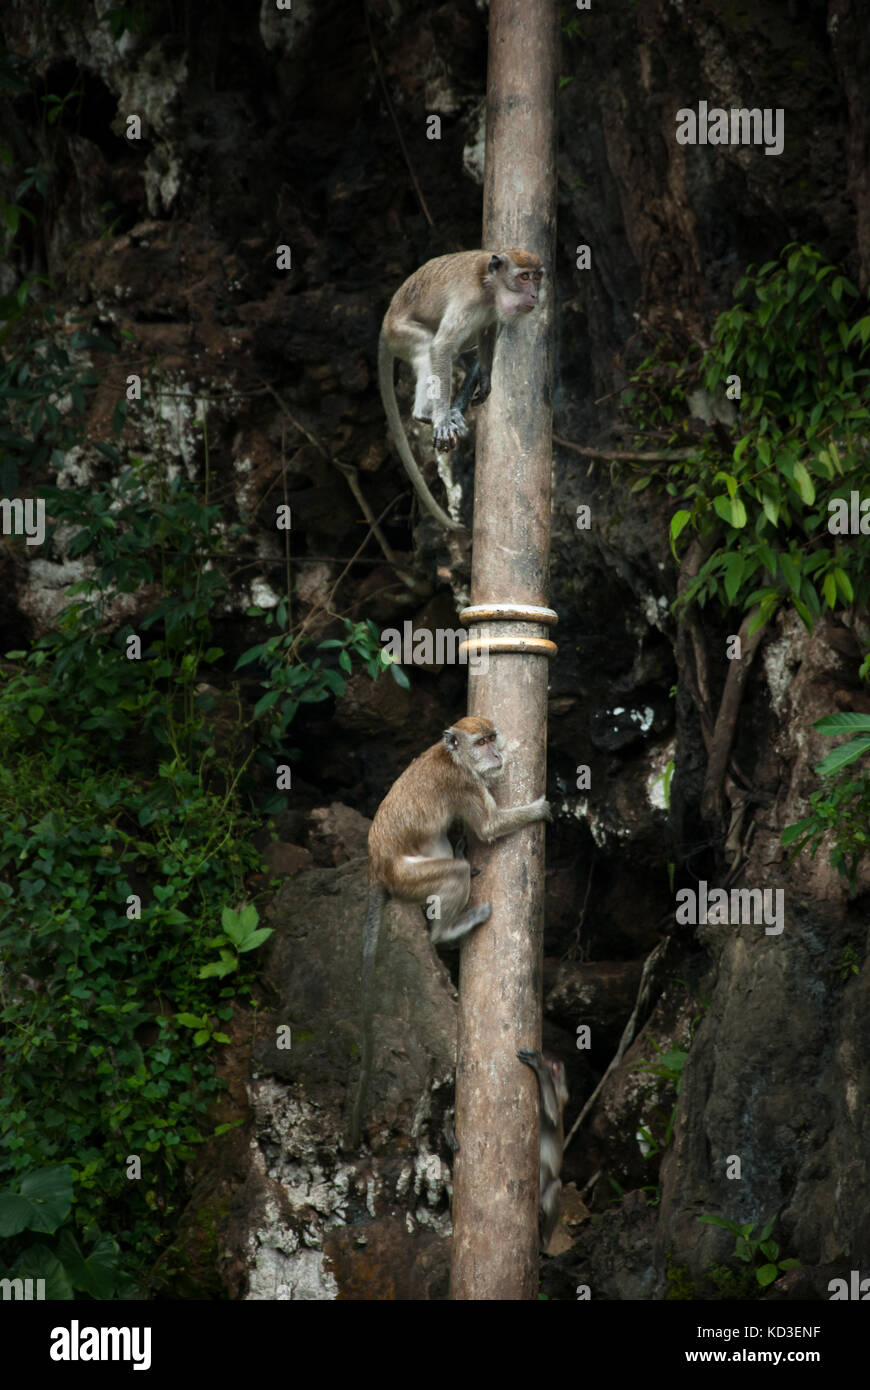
625,243,870,633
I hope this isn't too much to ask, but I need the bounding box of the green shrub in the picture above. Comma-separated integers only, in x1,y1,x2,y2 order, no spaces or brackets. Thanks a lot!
624,243,870,633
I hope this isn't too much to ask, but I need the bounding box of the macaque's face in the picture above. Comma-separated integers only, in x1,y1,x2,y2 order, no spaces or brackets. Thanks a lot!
471,727,505,782
512,265,543,313
495,257,543,318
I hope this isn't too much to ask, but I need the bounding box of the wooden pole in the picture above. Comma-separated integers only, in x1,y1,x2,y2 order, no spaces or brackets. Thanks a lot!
449,0,558,1301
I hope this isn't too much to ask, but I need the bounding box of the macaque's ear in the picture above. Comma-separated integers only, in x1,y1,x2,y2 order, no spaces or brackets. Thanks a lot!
442,728,459,753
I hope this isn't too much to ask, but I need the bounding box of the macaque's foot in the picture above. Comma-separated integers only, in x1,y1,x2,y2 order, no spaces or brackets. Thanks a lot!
432,408,469,452
475,376,492,404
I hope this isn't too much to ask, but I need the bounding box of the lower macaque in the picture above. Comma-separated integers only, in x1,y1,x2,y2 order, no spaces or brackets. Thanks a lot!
349,716,550,1146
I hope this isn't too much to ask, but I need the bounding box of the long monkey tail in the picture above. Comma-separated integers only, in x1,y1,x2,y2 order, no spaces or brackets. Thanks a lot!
349,882,388,1147
377,330,464,532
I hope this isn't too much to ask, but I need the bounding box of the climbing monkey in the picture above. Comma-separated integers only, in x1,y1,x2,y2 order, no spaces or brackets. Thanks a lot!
350,716,551,1145
378,250,544,530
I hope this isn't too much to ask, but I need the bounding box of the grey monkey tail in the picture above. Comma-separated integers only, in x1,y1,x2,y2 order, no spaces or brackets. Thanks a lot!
349,882,387,1148
377,330,463,532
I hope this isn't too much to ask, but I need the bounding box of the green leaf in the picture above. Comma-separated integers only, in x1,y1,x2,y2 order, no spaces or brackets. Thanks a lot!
0,1165,74,1236
833,567,854,603
793,598,813,632
730,496,747,528
747,597,776,636
56,1229,118,1299
237,927,273,953
669,509,692,558
800,579,820,617
198,953,238,979
781,818,813,846
697,1214,735,1231
760,492,780,527
253,689,282,717
320,668,346,695
733,435,751,465
814,712,870,735
815,735,870,776
791,461,815,504
0,1194,33,1237
222,904,258,940
10,1245,73,1299
822,572,837,608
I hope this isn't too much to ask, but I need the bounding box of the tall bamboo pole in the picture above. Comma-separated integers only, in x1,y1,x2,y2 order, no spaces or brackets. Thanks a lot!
449,0,559,1301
